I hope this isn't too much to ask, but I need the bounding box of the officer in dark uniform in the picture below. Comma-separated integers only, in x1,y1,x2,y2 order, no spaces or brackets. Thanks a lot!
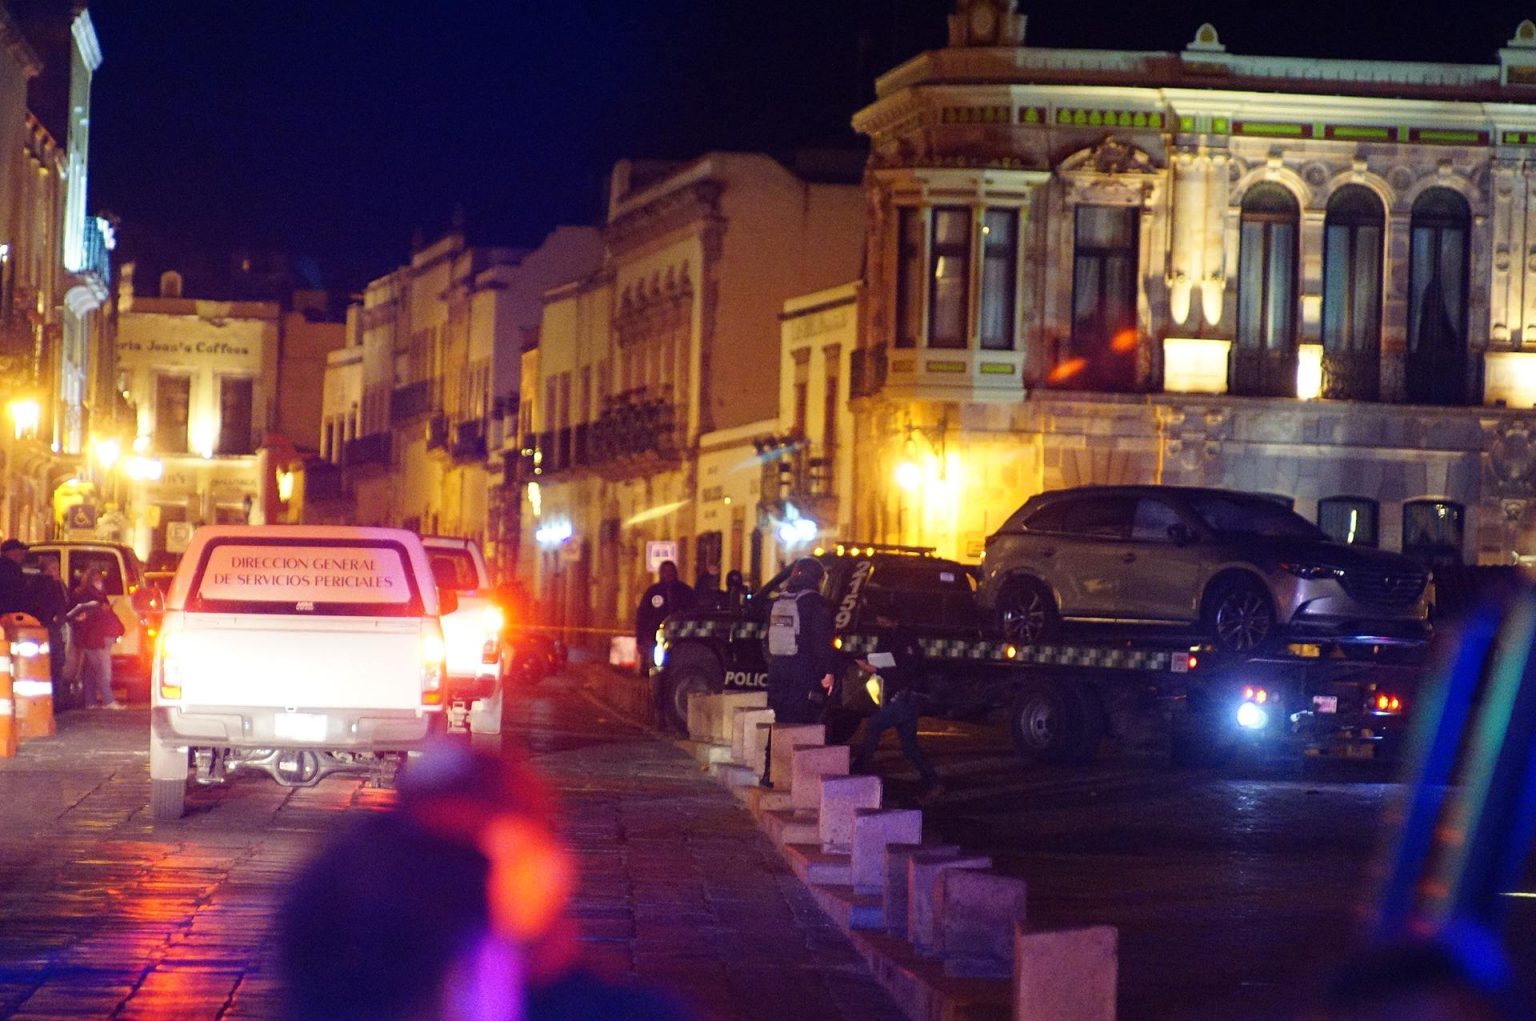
634,560,693,677
851,613,944,799
758,557,837,787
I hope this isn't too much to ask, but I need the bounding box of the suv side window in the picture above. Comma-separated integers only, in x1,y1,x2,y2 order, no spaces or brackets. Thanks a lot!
1021,502,1066,532
70,550,125,595
1131,498,1184,542
1057,496,1135,540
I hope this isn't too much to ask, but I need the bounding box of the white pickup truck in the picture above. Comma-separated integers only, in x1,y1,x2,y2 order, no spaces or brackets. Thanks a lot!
149,525,451,821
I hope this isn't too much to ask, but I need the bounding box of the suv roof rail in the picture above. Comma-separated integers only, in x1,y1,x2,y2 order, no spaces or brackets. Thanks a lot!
813,542,936,557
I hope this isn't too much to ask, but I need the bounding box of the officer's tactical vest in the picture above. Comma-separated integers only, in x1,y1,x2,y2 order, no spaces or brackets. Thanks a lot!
767,590,813,657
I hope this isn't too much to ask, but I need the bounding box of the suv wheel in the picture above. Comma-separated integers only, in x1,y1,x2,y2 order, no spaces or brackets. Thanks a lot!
998,578,1059,646
1205,579,1277,655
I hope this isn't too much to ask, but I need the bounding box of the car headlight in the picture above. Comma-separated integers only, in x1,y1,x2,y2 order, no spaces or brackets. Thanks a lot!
1279,562,1343,580
653,641,667,668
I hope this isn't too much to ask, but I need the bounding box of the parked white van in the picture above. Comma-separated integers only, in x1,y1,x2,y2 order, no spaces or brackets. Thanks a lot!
149,525,451,821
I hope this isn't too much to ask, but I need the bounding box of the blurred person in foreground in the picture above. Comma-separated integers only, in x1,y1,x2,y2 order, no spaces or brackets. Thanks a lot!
279,744,691,1021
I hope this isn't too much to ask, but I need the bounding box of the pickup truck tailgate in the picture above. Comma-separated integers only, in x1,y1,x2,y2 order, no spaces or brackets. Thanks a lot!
175,614,424,709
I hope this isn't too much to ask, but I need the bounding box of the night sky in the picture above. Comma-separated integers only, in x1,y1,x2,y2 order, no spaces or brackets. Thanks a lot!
85,0,1536,297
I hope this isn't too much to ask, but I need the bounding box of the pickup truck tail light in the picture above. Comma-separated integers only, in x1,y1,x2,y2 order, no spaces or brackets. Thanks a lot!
420,621,447,705
1373,692,1404,714
157,612,184,700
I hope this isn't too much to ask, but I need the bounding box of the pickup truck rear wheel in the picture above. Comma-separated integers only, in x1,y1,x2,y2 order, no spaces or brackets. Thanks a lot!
151,778,186,821
1008,679,1103,764
998,578,1060,646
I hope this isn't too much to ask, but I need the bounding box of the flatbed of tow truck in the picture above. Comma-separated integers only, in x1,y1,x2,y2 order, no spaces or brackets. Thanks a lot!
655,543,1428,765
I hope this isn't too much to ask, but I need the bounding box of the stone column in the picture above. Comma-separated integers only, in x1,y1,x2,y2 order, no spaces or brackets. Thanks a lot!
1167,147,1207,328
1201,152,1230,327
1489,157,1524,347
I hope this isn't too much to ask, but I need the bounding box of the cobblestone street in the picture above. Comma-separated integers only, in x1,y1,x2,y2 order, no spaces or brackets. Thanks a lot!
0,677,904,1020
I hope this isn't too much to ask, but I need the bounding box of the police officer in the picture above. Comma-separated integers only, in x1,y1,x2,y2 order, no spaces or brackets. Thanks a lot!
0,538,28,615
759,557,837,785
634,560,693,678
851,613,944,800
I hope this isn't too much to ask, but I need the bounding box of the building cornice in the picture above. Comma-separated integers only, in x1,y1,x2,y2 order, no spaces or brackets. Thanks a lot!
71,9,102,73
604,180,723,258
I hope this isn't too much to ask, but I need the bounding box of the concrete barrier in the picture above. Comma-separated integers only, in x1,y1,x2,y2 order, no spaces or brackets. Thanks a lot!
1014,925,1118,1021
850,808,922,894
731,706,774,763
790,744,849,810
744,721,774,780
883,843,960,938
939,871,1028,977
687,691,769,744
907,850,992,955
818,775,882,852
767,723,825,791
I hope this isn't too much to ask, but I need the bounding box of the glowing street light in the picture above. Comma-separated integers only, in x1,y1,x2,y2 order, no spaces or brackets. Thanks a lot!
93,436,121,470
894,460,921,492
123,456,164,482
8,398,40,440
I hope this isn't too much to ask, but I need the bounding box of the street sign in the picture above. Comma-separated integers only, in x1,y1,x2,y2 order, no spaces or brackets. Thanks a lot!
166,521,194,553
646,540,677,574
64,504,97,532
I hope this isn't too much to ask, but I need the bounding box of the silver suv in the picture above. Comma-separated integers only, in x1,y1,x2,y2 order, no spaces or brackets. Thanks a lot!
977,486,1432,654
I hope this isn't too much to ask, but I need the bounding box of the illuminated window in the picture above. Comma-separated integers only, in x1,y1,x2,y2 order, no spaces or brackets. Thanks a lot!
1402,499,1464,566
1067,205,1138,392
895,208,923,349
980,209,1018,351
1234,184,1299,397
928,207,971,349
1406,189,1470,406
1321,186,1384,400
154,374,191,453
1317,496,1379,547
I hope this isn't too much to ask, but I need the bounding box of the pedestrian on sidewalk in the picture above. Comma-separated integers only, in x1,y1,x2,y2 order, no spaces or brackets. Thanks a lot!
67,567,124,709
28,558,72,710
850,612,944,801
0,538,28,615
760,556,838,786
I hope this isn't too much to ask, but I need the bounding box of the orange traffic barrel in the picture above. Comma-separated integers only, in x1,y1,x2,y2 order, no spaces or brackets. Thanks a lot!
0,651,15,757
4,613,53,740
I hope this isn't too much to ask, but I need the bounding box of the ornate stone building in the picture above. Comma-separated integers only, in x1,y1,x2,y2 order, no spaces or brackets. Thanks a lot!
848,3,1536,567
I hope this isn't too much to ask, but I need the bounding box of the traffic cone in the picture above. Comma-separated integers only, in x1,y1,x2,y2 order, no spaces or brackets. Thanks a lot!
0,654,16,757
5,614,53,740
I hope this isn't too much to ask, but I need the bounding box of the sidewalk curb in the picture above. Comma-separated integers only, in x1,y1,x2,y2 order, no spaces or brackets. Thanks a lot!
569,664,1117,1021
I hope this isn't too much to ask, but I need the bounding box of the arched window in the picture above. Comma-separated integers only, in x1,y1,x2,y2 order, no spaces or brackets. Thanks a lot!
1406,189,1471,406
1321,185,1384,400
1402,499,1464,566
1233,183,1299,397
1317,496,1379,547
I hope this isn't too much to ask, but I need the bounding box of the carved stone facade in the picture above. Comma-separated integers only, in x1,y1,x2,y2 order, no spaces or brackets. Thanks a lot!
849,7,1536,566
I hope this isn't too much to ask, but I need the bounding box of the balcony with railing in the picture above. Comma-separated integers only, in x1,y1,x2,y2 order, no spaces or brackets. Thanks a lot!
451,419,487,462
389,380,437,425
586,390,681,475
342,432,390,470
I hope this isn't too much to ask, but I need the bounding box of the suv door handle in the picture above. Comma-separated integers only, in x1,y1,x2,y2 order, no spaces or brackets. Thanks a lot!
1120,552,1137,563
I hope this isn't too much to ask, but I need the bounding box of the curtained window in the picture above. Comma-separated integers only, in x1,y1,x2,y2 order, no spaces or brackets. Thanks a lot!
928,207,971,349
1068,205,1138,391
1406,189,1470,406
1321,185,1385,399
1233,184,1299,396
980,209,1018,350
895,208,923,349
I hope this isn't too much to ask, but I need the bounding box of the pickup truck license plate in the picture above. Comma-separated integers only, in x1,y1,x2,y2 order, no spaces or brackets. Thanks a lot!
274,712,328,742
1312,695,1339,714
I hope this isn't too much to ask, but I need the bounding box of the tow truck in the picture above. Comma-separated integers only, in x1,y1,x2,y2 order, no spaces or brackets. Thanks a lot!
653,543,1429,765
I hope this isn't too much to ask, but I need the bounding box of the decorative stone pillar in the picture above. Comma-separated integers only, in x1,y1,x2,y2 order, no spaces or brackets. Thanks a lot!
1168,147,1206,327
1489,157,1524,346
1202,153,1229,327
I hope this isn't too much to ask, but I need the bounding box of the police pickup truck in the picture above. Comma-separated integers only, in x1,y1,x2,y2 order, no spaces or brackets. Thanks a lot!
654,543,1430,765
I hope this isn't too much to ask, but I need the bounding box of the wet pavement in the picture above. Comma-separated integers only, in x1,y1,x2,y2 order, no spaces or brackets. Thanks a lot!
0,679,905,1021
864,716,1536,1020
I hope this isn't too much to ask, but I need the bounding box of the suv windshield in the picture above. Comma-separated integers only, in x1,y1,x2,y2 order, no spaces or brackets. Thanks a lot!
1187,494,1325,540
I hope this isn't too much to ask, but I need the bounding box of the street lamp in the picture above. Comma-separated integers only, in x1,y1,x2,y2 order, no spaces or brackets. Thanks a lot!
93,436,121,470
8,398,39,440
894,460,921,491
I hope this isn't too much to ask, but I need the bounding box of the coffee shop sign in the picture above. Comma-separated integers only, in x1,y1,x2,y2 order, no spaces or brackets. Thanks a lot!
118,339,251,357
